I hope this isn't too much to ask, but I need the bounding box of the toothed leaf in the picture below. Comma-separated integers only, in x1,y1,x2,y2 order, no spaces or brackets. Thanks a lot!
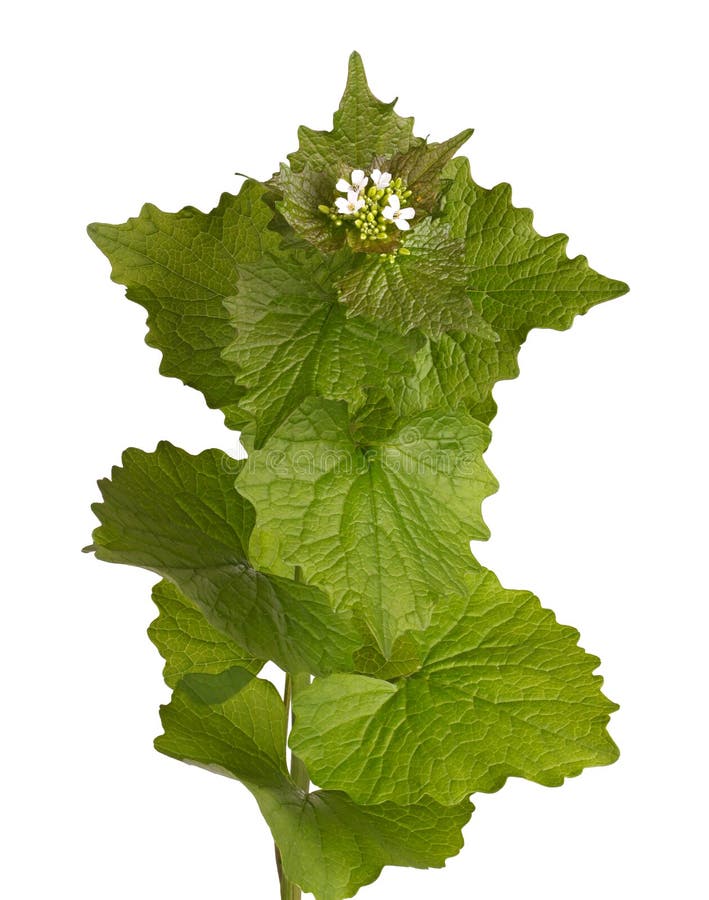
336,219,499,340
223,246,422,448
89,443,360,675
157,670,472,900
287,51,420,174
87,181,283,430
148,580,263,689
237,397,498,655
291,568,619,805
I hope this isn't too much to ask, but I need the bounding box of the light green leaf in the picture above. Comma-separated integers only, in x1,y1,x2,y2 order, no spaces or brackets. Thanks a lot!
393,156,630,422
157,671,289,786
287,51,420,175
148,580,263,689
258,786,471,900
290,567,619,806
87,180,282,430
157,670,472,900
237,398,498,655
442,157,629,331
336,219,499,340
88,442,360,675
394,328,524,425
222,246,422,448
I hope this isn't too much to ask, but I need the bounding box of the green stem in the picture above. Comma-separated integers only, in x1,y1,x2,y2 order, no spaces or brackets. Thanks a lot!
289,671,311,796
276,570,310,900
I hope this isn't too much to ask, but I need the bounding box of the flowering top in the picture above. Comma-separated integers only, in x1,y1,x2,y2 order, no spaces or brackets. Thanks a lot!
319,166,416,250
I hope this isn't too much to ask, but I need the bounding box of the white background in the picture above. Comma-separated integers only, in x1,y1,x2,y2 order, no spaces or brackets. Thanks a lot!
2,1,707,897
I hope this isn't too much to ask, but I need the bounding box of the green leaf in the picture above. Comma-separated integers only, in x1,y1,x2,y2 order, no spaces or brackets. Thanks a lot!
273,163,346,253
222,245,422,448
157,670,472,900
148,580,263,689
392,157,629,422
442,157,629,331
335,219,499,340
290,567,619,806
237,397,498,655
88,442,360,675
386,128,473,215
257,786,471,900
87,180,280,430
287,51,420,175
394,328,524,425
157,671,289,786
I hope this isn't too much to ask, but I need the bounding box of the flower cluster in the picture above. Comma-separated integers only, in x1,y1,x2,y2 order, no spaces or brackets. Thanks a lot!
319,167,415,246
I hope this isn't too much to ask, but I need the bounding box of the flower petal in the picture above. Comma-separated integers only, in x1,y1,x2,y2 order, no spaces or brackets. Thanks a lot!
336,178,351,193
351,169,365,185
394,218,411,231
399,206,416,220
371,168,382,185
388,194,401,212
334,197,350,214
382,205,394,221
379,172,392,188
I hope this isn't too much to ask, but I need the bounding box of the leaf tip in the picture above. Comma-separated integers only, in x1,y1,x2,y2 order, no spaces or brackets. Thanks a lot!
347,49,365,74
614,279,630,297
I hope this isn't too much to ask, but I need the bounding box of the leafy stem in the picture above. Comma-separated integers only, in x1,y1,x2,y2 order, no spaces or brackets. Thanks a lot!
86,50,627,900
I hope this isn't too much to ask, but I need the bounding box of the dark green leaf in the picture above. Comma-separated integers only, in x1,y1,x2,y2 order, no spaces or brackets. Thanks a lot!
89,443,360,675
88,180,282,430
287,52,420,175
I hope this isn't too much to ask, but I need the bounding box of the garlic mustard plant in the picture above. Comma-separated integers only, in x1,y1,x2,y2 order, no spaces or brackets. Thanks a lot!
86,52,629,900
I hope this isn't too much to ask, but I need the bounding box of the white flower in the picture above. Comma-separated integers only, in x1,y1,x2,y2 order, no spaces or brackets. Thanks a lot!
335,191,366,216
382,194,415,231
336,169,368,195
371,168,392,189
